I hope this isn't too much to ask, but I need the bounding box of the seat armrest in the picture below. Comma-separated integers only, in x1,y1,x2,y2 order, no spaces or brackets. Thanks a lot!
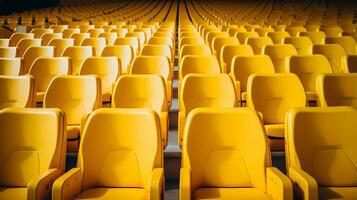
160,112,168,147
52,168,82,200
178,111,185,146
150,168,164,200
180,168,191,200
266,167,293,200
28,168,62,200
288,167,318,200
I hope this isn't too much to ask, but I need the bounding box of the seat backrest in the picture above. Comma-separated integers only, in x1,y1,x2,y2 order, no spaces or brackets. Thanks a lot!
0,47,17,58
313,44,347,73
179,37,205,51
180,44,211,63
264,44,298,72
30,28,54,38
131,55,170,80
212,37,239,58
285,26,307,37
267,31,290,44
206,32,229,48
41,33,62,46
9,33,34,47
79,108,161,190
98,32,117,45
70,33,90,46
44,75,101,125
320,27,343,37
80,37,106,56
49,38,74,57
80,56,120,101
181,74,236,115
0,108,66,187
62,28,80,38
101,45,132,73
287,55,332,92
148,37,173,49
255,27,274,36
0,75,34,109
0,58,21,75
62,46,93,74
182,107,270,191
220,45,254,73
16,38,41,57
23,46,54,74
284,36,313,56
112,74,167,113
141,45,172,62
316,73,357,109
247,37,274,54
49,25,68,33
300,31,326,44
86,28,105,37
180,55,221,80
114,37,139,56
231,55,275,92
29,57,69,94
247,73,306,124
126,32,145,50
286,107,357,186
235,32,259,44
111,28,128,37
325,36,357,55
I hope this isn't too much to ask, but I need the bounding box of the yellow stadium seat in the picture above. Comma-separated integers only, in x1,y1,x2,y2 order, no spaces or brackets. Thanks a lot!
0,107,66,200
49,25,68,33
101,45,133,74
0,58,21,75
263,44,298,72
325,36,357,55
179,37,205,52
287,55,332,101
286,107,357,200
285,26,307,37
62,46,93,74
62,28,80,38
131,55,172,105
180,44,211,64
316,73,357,109
44,75,101,152
0,75,34,109
247,73,306,151
284,36,313,55
220,45,255,73
178,74,236,146
70,33,90,46
267,31,290,44
93,21,108,28
206,31,229,48
313,44,348,73
80,37,106,56
86,28,105,37
320,26,343,37
255,27,274,36
300,31,326,44
30,28,54,38
141,45,173,67
122,25,137,32
49,38,74,57
135,28,152,43
79,24,95,33
98,32,117,45
227,27,247,37
16,38,41,57
0,47,17,58
52,108,163,200
231,55,275,103
29,57,69,103
342,31,357,42
211,37,239,60
126,32,145,50
112,75,168,147
115,37,139,56
22,46,54,74
247,37,274,54
235,32,259,44
148,37,174,51
9,33,34,47
41,33,62,46
80,56,120,102
102,25,117,32
111,28,128,37
180,108,293,200
179,55,221,81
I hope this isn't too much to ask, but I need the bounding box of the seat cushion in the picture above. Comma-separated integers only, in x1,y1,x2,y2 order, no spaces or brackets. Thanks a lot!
265,124,284,138
319,187,357,199
74,188,149,200
0,187,27,199
192,188,270,200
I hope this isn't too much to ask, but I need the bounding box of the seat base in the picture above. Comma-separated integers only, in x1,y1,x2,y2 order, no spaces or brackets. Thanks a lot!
192,188,271,200
74,188,149,200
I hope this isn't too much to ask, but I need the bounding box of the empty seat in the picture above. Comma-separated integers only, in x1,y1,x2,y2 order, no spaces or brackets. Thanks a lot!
300,31,326,44
62,28,80,38
62,46,93,74
148,37,173,51
285,26,307,37
179,37,205,52
30,28,54,38
80,37,106,56
41,33,62,46
52,108,163,200
206,32,229,48
211,37,239,61
0,58,21,75
179,55,220,81
255,27,274,36
86,28,105,37
29,57,69,103
70,33,90,46
247,73,306,151
0,47,16,58
98,32,117,45
0,107,66,200
316,73,357,109
141,45,173,67
220,45,254,73
320,26,343,37
267,31,290,44
49,38,74,57
180,107,293,200
101,45,133,74
50,24,68,33
180,44,211,64
325,36,357,55
284,36,313,55
16,38,41,57
287,55,332,101
264,44,298,72
22,46,54,74
131,55,172,105
235,31,259,44
9,33,34,47
126,32,145,50
313,44,347,73
44,75,101,152
286,107,357,199
247,37,274,54
112,75,168,147
231,55,275,103
178,74,236,146
80,56,120,102
111,28,128,37
0,75,34,109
